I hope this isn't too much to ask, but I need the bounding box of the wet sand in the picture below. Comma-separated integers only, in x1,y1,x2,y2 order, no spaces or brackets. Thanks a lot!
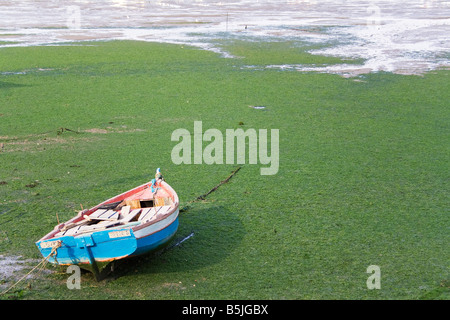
0,1,449,75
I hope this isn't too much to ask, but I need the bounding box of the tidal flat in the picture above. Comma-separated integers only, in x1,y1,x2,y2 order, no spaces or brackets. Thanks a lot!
0,40,448,299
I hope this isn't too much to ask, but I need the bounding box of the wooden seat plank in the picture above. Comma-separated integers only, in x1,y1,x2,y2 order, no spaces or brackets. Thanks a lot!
138,208,151,221
120,209,141,223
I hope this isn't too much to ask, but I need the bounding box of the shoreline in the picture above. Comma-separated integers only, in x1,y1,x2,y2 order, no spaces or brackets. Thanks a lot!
1,1,449,77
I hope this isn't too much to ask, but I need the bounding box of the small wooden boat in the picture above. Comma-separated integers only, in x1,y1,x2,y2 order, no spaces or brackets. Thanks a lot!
36,171,179,279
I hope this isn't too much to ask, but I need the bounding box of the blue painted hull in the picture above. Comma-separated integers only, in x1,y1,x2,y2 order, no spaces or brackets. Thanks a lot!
36,217,179,268
134,217,179,256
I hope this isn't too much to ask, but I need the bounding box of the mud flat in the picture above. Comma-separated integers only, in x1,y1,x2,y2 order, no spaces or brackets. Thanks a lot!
1,0,449,75
0,2,448,301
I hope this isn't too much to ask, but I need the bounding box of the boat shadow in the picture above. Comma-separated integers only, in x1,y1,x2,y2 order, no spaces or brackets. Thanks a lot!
105,205,245,280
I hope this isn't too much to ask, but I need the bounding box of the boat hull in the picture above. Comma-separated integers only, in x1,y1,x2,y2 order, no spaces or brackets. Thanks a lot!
36,215,179,275
35,180,180,279
134,211,179,256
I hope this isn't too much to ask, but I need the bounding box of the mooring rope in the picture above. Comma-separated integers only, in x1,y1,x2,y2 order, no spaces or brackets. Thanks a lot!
180,166,242,213
1,241,61,296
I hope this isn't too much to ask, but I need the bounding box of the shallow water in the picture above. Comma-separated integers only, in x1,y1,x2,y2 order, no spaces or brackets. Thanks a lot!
0,0,449,75
0,255,38,282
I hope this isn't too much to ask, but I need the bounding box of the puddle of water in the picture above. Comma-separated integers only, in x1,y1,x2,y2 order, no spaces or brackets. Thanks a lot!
249,105,267,110
0,1,449,75
0,255,40,285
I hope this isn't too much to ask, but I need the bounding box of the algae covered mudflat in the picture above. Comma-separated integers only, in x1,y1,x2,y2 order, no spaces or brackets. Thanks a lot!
0,40,448,299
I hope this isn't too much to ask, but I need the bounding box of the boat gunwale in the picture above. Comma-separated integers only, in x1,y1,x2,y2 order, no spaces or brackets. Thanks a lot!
37,180,179,242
